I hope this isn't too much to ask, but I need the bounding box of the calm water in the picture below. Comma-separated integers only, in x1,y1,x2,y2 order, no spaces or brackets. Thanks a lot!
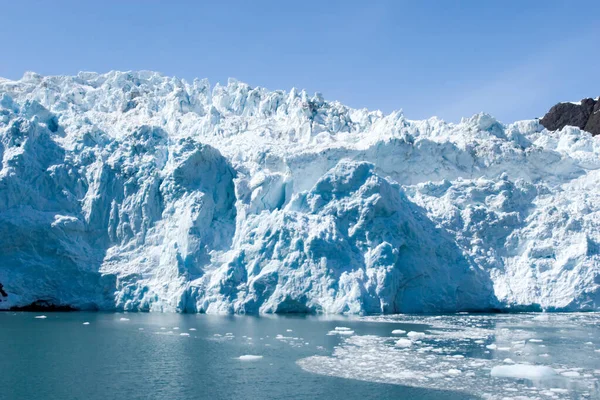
0,312,598,400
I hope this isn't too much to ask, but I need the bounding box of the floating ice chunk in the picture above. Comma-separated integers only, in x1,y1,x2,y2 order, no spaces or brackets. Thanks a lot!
239,355,263,361
532,314,549,322
391,329,406,335
334,327,351,331
213,333,222,337
138,328,144,331
119,318,129,321
189,328,197,331
584,342,593,345
595,349,600,353
160,327,166,330
327,330,354,336
34,315,47,319
486,344,497,350
539,354,550,357
528,339,543,343
395,338,413,348
490,364,557,380
561,371,580,378
225,333,233,336
82,322,90,325
497,347,511,351
427,373,445,379
286,329,293,332
446,369,461,375
173,327,179,330
180,333,190,337
407,331,425,340
503,358,514,364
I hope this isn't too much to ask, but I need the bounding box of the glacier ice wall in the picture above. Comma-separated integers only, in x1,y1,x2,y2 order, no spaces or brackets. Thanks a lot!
0,71,598,313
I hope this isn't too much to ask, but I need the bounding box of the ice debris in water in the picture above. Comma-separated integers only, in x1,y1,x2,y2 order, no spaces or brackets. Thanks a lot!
490,364,557,380
82,322,90,325
327,329,355,336
395,338,412,348
239,355,263,361
407,331,426,340
119,318,129,321
298,313,600,400
1,71,600,314
34,315,47,319
391,329,406,335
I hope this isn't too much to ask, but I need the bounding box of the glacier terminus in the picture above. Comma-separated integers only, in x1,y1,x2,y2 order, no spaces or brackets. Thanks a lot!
0,71,598,314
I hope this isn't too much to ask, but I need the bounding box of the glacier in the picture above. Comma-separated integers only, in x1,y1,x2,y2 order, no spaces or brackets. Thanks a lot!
0,70,598,313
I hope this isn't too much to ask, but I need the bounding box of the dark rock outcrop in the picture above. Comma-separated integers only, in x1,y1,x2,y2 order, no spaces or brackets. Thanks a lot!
540,97,600,135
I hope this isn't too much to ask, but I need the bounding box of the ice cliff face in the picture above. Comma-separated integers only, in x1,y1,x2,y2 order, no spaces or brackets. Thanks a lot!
0,71,598,313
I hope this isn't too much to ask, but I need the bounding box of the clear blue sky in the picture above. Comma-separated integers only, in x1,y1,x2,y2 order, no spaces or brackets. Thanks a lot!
1,0,599,123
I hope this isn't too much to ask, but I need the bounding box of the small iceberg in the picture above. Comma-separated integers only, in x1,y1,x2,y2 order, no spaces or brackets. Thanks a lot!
239,355,263,361
34,315,47,319
407,331,425,340
327,329,354,336
490,364,557,380
391,329,406,335
395,338,412,348
82,322,90,325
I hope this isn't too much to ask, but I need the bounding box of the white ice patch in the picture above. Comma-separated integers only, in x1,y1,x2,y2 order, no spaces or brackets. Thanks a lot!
395,338,412,348
239,355,263,361
490,364,557,380
34,315,47,319
327,329,354,336
407,331,426,340
391,329,406,335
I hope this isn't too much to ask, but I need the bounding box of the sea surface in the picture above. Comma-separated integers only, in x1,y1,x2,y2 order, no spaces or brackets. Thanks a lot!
0,312,598,400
